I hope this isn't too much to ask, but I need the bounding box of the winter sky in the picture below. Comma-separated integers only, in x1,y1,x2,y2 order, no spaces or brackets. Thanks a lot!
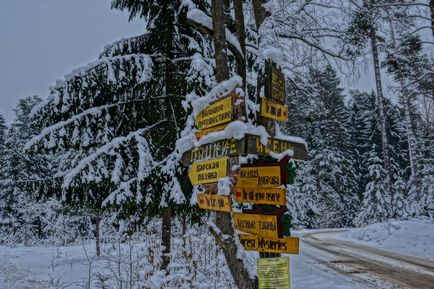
0,0,144,123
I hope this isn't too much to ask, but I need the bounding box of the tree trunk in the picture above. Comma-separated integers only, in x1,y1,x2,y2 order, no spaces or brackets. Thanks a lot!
211,1,258,288
370,28,392,187
95,209,101,257
430,0,434,37
161,207,172,271
212,0,230,82
234,0,247,88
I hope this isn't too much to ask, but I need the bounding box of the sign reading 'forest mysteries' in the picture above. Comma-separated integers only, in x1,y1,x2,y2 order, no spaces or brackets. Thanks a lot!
188,157,228,185
238,234,299,254
195,96,232,130
233,213,279,239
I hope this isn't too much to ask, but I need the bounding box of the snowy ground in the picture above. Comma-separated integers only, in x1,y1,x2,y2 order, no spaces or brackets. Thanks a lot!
337,219,434,262
0,219,433,289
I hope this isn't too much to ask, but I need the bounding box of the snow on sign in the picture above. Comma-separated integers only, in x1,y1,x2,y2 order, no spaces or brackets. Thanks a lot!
259,98,288,122
182,138,244,165
238,234,299,254
233,187,286,206
246,135,307,161
197,193,232,212
237,166,281,188
195,123,228,140
233,213,279,239
258,257,290,289
188,157,228,185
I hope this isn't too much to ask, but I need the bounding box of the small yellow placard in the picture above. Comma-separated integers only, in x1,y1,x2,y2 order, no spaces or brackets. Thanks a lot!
239,234,299,254
197,193,232,212
237,166,281,188
195,123,229,140
195,96,233,130
260,98,288,122
234,187,286,205
258,257,290,289
233,213,278,239
188,157,228,185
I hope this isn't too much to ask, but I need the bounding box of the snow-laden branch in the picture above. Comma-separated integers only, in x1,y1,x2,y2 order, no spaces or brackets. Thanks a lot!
59,120,164,188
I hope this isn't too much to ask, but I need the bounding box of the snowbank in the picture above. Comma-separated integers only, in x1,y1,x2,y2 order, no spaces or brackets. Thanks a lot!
338,219,434,261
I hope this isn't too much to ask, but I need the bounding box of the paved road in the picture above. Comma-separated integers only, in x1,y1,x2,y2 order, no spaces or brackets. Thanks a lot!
300,230,434,289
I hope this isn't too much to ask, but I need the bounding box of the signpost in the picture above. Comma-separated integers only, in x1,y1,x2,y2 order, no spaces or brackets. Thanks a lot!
197,193,232,212
188,157,228,185
233,213,279,239
257,257,290,289
183,61,306,289
239,234,299,254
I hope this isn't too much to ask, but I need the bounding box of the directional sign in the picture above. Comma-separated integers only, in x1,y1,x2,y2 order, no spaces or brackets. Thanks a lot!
195,123,229,140
188,157,228,185
234,187,286,205
258,257,290,289
195,96,233,130
181,134,308,166
265,61,286,104
233,213,278,239
197,194,232,212
239,234,299,254
237,166,281,188
245,135,307,161
260,98,288,122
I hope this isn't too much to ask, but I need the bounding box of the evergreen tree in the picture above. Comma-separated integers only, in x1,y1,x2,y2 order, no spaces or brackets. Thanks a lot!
0,96,53,244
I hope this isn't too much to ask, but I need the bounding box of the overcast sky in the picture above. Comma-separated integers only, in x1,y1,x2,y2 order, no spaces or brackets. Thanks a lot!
0,0,144,123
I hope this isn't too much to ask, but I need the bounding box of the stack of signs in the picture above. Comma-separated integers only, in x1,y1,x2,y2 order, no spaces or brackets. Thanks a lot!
185,62,304,256
188,90,246,212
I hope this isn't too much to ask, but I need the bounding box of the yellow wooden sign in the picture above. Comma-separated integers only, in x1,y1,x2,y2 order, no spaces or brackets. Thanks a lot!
233,213,278,239
195,96,232,130
234,187,286,205
258,257,290,289
239,234,299,254
260,98,288,122
197,193,232,212
195,123,228,140
237,166,281,188
188,157,228,185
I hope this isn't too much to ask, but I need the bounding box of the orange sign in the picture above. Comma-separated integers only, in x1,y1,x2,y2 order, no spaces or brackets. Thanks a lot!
234,187,286,205
197,194,232,212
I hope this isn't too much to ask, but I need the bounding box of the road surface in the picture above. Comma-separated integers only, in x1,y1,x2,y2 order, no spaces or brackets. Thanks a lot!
299,230,434,289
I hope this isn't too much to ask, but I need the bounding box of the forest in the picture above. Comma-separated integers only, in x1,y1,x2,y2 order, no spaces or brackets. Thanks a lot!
0,0,433,288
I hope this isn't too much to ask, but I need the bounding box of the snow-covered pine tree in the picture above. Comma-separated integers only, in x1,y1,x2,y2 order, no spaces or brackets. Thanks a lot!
0,96,54,245
302,66,358,227
349,90,409,225
384,34,434,217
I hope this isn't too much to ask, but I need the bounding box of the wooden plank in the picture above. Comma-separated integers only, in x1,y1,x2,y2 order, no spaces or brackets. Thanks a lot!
233,187,286,205
233,213,278,239
238,234,299,254
265,61,286,104
195,123,228,140
195,96,233,130
259,98,288,122
245,134,308,161
188,157,228,185
257,257,290,289
237,165,281,188
181,138,244,166
197,193,232,212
